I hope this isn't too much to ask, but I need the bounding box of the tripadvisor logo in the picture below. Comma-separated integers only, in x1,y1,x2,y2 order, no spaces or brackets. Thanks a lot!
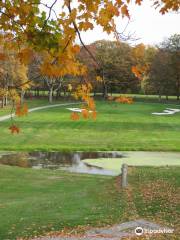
135,227,144,236
135,226,174,236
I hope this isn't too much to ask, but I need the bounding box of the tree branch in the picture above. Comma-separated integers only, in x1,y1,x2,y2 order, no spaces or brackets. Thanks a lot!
67,0,101,69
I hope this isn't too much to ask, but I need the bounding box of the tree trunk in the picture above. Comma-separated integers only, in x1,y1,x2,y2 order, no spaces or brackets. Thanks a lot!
1,97,5,108
4,93,8,106
49,88,53,103
21,90,25,104
176,76,180,101
166,95,169,100
102,82,108,98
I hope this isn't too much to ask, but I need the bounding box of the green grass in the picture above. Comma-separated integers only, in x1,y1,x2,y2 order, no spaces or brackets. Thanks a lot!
127,166,180,228
0,100,180,151
0,165,126,239
0,165,179,239
0,99,54,117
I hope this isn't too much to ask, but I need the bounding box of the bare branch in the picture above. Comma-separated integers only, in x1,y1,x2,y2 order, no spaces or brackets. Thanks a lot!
42,0,58,29
67,0,101,69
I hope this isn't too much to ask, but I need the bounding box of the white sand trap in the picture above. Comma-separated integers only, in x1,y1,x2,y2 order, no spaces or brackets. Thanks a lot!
67,108,93,113
152,108,180,115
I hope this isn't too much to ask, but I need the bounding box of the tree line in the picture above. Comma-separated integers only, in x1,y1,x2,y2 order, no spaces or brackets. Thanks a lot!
0,33,179,106
80,34,180,100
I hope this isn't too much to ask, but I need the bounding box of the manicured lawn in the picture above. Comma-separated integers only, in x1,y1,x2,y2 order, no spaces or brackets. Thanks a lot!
0,165,179,239
0,99,50,116
0,100,180,151
0,165,126,239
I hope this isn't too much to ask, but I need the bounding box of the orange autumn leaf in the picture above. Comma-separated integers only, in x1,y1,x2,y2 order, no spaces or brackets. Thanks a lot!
121,5,130,18
115,96,134,104
79,21,94,31
88,98,96,111
9,125,20,134
15,103,28,117
23,103,28,115
136,0,143,5
92,111,97,120
0,53,6,60
131,66,142,79
70,112,80,121
82,109,89,119
15,104,22,117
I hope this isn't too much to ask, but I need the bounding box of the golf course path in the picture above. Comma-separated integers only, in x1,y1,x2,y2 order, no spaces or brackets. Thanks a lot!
33,219,173,240
0,102,81,122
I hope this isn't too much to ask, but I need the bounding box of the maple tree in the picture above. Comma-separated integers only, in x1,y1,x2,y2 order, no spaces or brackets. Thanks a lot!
0,0,179,133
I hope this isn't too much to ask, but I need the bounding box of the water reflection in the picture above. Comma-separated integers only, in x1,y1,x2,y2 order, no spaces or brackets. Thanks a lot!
0,151,123,176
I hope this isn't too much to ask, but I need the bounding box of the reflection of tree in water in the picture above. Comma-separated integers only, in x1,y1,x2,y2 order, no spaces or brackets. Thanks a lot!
0,153,30,168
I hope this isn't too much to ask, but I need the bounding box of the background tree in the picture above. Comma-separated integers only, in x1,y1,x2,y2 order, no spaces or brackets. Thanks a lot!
0,0,179,129
146,49,174,100
95,40,140,97
0,37,29,107
141,35,180,101
28,53,64,103
161,34,180,100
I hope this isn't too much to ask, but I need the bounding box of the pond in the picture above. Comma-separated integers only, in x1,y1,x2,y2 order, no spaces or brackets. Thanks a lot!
0,151,179,176
84,151,180,175
0,151,123,176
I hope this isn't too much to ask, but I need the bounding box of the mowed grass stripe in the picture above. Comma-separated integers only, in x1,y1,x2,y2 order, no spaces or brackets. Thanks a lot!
0,101,179,151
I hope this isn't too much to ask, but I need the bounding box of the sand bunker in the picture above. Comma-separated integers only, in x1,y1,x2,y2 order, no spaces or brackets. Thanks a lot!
152,108,180,115
67,108,93,113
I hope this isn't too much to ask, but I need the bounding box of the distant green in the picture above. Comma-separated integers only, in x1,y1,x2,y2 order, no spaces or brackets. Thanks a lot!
0,100,180,151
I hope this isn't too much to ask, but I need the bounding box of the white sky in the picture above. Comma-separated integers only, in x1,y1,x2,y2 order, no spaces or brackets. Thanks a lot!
80,0,180,45
43,0,180,46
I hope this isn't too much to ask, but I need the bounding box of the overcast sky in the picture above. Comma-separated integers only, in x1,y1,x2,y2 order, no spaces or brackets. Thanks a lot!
43,0,180,46
80,0,180,45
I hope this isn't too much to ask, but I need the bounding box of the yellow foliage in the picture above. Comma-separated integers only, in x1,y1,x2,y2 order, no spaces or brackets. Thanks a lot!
96,76,103,82
0,0,179,130
68,84,73,91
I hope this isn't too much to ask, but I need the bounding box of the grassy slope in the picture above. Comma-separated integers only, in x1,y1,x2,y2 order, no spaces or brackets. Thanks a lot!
0,100,180,151
0,100,41,116
0,165,179,239
128,166,180,229
0,99,74,117
0,165,126,240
